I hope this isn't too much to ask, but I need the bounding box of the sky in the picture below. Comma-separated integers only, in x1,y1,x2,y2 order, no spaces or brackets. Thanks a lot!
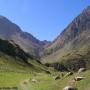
0,0,90,41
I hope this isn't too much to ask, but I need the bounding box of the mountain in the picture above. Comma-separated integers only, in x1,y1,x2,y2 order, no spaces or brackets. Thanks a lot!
0,16,50,58
0,6,90,72
0,38,51,73
42,6,90,71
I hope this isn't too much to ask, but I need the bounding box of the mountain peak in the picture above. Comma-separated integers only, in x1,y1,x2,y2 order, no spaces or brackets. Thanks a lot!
42,6,90,69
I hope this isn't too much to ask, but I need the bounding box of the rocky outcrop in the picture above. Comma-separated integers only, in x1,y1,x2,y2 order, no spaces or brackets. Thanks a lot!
45,63,68,71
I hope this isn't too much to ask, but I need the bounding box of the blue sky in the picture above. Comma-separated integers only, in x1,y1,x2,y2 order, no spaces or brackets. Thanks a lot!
0,0,90,41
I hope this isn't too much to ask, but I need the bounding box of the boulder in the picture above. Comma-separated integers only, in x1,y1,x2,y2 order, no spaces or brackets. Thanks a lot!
55,76,61,80
45,71,51,74
23,79,29,84
74,76,86,81
63,86,77,90
61,73,65,77
23,81,28,84
31,79,38,83
65,72,73,77
78,68,86,73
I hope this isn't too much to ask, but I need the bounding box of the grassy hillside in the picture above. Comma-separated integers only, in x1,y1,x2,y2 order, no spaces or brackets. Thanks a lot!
0,38,54,73
0,52,47,73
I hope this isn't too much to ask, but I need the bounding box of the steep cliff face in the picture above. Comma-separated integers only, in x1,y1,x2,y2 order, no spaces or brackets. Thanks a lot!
42,6,90,71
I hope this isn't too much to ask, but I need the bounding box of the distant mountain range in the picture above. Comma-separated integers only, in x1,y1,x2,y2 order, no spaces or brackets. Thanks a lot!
0,6,90,71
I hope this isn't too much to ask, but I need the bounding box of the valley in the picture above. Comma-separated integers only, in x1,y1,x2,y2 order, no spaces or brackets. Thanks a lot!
0,6,90,90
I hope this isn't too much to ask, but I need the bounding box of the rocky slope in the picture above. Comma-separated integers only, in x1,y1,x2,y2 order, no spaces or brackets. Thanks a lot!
42,6,90,71
0,16,50,58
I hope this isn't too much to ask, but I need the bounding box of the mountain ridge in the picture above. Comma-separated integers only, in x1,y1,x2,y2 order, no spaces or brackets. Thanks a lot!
0,16,51,58
41,6,90,71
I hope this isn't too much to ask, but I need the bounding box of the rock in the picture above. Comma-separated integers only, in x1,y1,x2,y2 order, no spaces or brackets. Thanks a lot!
45,71,51,74
78,68,86,73
61,73,65,77
65,72,73,77
23,81,28,84
31,79,38,83
63,86,77,90
74,76,86,81
55,76,61,80
22,79,30,84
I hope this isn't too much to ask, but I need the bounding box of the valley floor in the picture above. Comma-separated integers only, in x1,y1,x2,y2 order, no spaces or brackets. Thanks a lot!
0,71,90,90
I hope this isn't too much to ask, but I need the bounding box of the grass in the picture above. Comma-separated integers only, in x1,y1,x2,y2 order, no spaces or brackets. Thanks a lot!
0,51,53,73
0,50,90,90
25,70,90,90
0,70,90,90
0,72,32,87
